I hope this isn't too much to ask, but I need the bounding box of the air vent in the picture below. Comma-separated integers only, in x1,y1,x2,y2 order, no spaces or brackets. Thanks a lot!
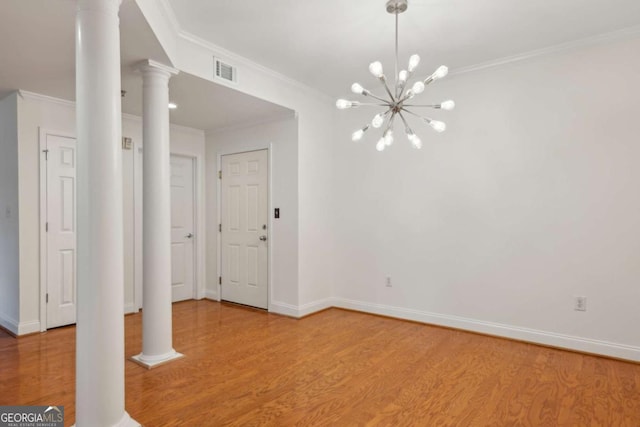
214,58,236,83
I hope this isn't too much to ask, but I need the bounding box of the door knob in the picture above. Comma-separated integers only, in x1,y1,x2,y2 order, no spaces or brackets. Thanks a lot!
186,233,193,239
259,235,267,241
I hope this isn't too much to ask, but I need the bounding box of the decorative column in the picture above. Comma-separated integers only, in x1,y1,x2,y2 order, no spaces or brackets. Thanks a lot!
75,0,139,426
131,60,183,369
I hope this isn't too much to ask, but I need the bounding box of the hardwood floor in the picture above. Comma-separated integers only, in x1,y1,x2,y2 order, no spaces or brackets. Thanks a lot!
1,300,639,426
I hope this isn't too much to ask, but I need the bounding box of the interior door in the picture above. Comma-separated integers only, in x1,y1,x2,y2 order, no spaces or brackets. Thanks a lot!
220,149,269,309
45,134,77,328
170,154,195,302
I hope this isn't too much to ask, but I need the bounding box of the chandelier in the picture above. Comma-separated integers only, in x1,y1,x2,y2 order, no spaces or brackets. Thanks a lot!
336,0,454,151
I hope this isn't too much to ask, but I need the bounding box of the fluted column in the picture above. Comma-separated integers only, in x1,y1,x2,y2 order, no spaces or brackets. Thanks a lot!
131,60,183,368
75,0,139,425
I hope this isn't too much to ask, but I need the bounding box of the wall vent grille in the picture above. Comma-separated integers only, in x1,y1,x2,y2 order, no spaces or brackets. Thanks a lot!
214,58,236,83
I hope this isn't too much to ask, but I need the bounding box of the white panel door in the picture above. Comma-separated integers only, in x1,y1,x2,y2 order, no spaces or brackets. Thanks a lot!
45,134,77,328
170,155,195,302
221,150,268,309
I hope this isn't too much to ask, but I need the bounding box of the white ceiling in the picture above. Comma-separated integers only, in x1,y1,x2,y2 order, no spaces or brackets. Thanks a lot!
1,1,639,131
0,0,291,132
167,0,640,96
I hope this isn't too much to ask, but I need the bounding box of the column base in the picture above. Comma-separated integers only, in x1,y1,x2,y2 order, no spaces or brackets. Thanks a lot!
72,411,140,427
130,349,184,369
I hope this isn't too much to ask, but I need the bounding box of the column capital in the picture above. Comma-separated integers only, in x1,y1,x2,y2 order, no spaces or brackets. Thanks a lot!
134,59,179,78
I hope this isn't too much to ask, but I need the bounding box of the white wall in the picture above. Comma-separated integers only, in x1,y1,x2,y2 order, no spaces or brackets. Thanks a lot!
0,92,20,333
331,35,640,361
17,92,76,333
136,0,336,314
8,92,205,333
205,116,299,312
173,41,336,315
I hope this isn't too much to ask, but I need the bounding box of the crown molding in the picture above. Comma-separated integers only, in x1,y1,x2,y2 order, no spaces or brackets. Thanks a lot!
453,25,640,76
147,1,640,94
153,0,330,101
18,90,75,108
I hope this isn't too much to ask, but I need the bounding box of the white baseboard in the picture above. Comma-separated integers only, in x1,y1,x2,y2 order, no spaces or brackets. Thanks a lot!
269,300,299,317
18,319,41,335
269,298,334,318
124,303,138,315
0,311,19,335
332,297,640,362
204,289,219,301
0,314,39,336
298,298,333,317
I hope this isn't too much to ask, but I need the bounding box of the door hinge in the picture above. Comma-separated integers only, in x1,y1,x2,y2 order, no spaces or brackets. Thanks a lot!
46,293,49,303
45,222,48,232
42,149,49,160
218,170,222,179
219,223,222,232
219,276,222,285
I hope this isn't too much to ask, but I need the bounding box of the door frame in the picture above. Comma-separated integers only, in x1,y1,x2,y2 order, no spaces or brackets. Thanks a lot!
39,128,76,332
217,146,272,309
134,144,205,310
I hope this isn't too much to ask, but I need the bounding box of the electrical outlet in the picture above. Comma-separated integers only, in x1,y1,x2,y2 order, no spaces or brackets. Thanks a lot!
385,276,392,287
574,296,587,312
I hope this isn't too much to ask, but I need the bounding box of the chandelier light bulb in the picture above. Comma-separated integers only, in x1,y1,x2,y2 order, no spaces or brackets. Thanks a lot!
439,100,455,111
408,133,422,149
412,81,425,94
398,70,408,83
376,138,386,151
384,129,394,146
371,113,385,128
432,65,449,80
408,54,420,72
369,61,384,78
429,120,447,132
336,99,352,109
352,126,369,142
351,83,365,95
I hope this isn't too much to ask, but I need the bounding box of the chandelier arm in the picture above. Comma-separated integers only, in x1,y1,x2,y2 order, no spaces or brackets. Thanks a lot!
359,102,394,107
398,111,412,132
397,90,416,104
402,104,440,108
401,107,433,123
379,77,396,102
365,92,392,104
401,107,425,118
386,111,397,131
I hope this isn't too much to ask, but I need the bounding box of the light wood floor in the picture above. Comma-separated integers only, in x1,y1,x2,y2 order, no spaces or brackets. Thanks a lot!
1,300,639,426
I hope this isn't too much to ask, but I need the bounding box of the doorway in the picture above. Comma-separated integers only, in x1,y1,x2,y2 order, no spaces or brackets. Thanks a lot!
220,149,269,309
40,131,77,329
170,154,196,302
